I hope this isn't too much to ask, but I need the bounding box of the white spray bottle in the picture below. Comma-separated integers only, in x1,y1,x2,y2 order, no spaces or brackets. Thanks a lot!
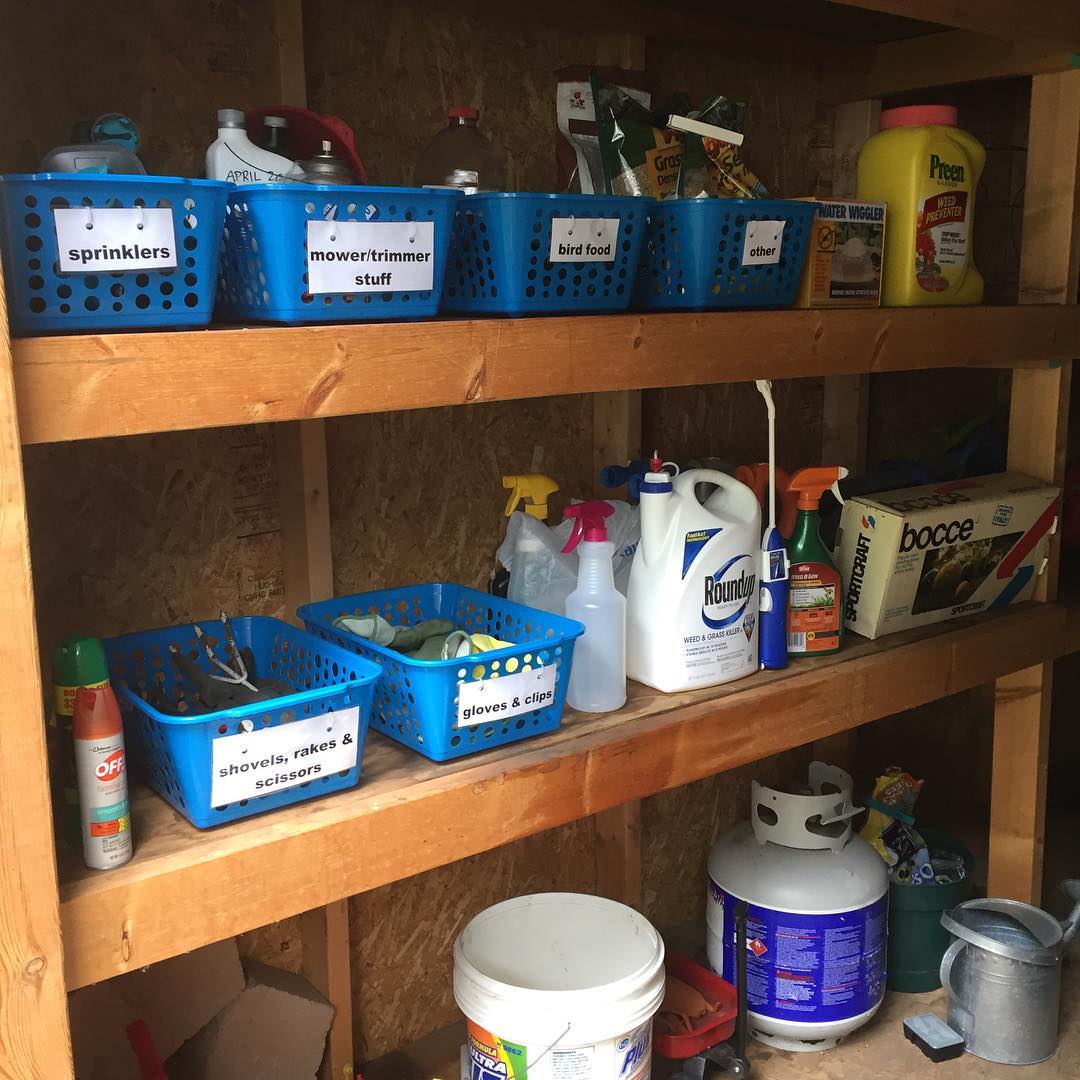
562,501,626,712
627,458,761,692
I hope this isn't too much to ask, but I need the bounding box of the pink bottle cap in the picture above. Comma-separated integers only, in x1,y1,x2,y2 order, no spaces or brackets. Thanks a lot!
880,105,958,130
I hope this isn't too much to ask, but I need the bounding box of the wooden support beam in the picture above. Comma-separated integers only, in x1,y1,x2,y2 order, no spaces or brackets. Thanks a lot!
300,901,354,1080
271,9,354,1077
989,70,1080,905
594,802,643,907
815,101,879,773
0,253,73,1075
867,31,1078,101
827,0,1080,48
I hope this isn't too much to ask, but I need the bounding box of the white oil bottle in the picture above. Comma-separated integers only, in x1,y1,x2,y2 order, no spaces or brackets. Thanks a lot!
206,109,305,184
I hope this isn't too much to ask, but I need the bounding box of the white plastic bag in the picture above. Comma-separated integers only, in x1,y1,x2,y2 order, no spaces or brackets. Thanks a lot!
497,501,640,616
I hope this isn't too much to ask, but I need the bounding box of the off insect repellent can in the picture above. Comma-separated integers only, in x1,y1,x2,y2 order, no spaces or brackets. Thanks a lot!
73,685,133,870
857,104,985,306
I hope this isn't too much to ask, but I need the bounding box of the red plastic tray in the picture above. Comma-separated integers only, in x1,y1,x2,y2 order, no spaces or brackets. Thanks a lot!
653,948,738,1060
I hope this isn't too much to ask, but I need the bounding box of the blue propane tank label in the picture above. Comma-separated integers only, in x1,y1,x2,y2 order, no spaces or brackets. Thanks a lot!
711,880,887,1023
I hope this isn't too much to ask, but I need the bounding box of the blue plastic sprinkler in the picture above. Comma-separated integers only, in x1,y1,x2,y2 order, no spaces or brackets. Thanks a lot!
756,379,789,670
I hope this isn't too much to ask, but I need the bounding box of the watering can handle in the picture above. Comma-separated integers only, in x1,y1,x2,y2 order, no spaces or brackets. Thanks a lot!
1061,879,1080,945
939,939,973,1033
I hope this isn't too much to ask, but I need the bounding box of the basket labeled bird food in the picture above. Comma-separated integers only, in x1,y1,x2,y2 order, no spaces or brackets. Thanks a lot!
299,583,584,762
441,192,648,315
103,614,381,828
635,197,813,310
217,183,461,324
0,173,229,335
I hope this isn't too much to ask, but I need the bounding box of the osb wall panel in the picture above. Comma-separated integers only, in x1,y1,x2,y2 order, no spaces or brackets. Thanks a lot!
304,0,634,190
25,426,286,680
0,0,285,175
351,818,597,1060
327,396,595,594
642,749,812,932
645,379,825,477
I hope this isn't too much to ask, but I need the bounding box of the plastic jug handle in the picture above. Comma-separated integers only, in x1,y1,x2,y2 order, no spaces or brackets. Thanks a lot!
674,469,736,501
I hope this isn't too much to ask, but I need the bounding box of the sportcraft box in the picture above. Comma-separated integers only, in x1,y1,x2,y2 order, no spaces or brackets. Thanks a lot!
837,473,1059,640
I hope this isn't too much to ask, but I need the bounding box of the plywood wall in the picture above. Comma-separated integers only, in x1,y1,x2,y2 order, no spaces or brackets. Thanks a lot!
0,0,287,176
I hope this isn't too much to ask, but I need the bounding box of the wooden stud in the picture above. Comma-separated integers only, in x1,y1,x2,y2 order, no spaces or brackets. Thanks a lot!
0,257,73,1074
300,901,354,1080
989,70,1080,904
270,9,354,1077
593,391,643,500
594,802,643,907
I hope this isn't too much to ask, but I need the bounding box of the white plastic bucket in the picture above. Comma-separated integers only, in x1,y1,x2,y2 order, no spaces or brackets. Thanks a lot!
454,892,665,1080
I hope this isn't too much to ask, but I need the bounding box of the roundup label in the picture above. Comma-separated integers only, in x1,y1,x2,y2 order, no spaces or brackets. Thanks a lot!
682,540,758,682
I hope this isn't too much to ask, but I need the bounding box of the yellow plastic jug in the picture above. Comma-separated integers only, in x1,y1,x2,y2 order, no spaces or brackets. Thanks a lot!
857,105,985,306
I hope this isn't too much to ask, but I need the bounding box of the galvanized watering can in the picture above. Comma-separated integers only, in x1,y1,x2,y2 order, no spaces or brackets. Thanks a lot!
940,881,1080,1064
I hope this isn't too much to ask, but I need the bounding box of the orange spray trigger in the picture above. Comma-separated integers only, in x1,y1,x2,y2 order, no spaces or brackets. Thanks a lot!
788,467,849,510
562,501,615,553
735,463,798,539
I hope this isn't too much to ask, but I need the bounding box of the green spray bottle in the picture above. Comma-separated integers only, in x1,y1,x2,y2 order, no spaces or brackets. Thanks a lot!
52,635,110,847
786,467,848,657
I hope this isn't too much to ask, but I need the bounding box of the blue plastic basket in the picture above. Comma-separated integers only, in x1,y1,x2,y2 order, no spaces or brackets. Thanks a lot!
441,192,648,315
103,616,382,828
299,583,584,762
217,183,461,324
0,173,229,335
635,197,814,310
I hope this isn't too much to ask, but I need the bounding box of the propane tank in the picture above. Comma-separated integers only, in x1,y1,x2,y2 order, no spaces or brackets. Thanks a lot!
706,763,887,1052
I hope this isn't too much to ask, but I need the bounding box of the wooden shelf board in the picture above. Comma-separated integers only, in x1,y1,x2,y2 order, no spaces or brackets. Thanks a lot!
14,306,1080,445
58,601,1067,991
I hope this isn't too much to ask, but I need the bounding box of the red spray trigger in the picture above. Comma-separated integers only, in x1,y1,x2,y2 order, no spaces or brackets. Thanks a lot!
561,501,615,553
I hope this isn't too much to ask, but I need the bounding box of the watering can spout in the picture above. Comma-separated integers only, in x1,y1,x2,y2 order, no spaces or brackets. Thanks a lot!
1060,880,1080,946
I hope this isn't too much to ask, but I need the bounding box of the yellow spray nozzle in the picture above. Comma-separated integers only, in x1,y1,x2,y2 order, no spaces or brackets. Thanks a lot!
502,474,559,520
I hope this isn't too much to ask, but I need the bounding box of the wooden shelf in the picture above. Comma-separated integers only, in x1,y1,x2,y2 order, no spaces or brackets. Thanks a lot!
58,601,1069,991
14,305,1080,445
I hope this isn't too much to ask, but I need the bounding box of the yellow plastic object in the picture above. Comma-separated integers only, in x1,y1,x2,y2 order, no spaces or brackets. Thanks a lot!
502,474,558,520
856,104,985,307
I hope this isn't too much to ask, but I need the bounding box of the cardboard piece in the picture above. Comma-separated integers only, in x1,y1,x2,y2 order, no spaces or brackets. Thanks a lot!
837,472,1059,639
69,938,246,1079
167,961,334,1080
796,197,886,308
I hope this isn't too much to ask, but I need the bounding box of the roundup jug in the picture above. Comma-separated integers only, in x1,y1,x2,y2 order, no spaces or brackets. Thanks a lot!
940,886,1080,1065
627,467,760,692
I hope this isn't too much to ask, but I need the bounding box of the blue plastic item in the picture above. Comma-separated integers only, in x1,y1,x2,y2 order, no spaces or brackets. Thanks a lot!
0,173,229,335
759,525,790,670
299,583,584,762
601,459,651,503
635,198,813,311
217,183,460,324
102,616,382,828
441,192,648,315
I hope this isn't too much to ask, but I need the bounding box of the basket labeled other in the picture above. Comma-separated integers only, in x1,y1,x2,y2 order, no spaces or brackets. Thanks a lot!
0,173,228,335
103,615,381,828
636,198,812,310
442,193,647,315
300,583,584,762
217,183,460,324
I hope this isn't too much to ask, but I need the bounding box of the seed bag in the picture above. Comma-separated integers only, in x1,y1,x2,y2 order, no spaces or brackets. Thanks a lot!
678,95,768,199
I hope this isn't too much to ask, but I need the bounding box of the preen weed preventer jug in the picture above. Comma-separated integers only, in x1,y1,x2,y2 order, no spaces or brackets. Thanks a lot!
707,763,888,1051
627,467,760,691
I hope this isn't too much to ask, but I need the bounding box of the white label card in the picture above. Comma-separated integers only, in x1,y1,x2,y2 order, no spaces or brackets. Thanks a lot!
210,706,359,807
54,207,177,273
306,220,435,294
548,217,620,262
457,665,558,727
741,219,786,266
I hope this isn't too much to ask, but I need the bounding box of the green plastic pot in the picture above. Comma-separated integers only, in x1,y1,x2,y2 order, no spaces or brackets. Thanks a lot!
887,829,975,993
